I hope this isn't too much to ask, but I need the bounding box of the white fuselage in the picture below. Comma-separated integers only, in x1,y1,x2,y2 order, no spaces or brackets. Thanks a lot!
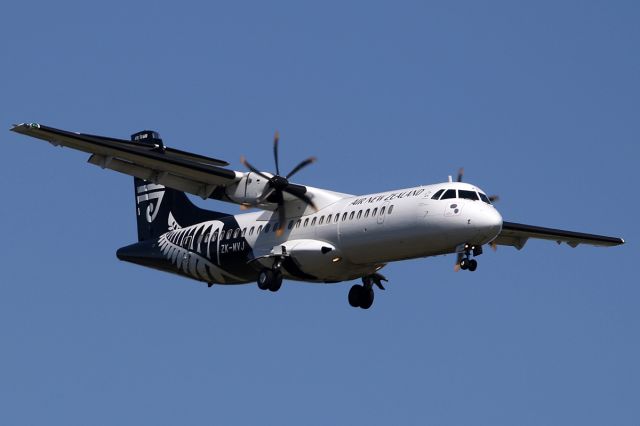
161,182,503,284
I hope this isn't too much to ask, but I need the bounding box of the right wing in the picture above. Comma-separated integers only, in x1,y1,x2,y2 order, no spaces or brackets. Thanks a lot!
10,123,350,209
494,221,625,250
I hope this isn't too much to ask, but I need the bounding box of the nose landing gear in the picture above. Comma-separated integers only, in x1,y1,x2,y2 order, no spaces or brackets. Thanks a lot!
348,273,387,309
457,244,482,272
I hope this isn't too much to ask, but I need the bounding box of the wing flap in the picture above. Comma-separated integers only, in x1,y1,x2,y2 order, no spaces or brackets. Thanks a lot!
495,221,624,249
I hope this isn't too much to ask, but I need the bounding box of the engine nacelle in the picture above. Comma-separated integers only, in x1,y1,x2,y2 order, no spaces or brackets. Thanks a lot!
225,172,272,205
272,239,342,279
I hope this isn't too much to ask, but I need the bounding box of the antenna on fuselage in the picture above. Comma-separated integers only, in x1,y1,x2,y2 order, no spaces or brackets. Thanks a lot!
448,175,453,182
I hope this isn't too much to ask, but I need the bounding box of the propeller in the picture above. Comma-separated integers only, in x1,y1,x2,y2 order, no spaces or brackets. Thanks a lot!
240,131,317,236
455,167,499,202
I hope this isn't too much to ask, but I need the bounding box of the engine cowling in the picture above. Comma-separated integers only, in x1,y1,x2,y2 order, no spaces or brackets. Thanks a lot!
272,239,342,279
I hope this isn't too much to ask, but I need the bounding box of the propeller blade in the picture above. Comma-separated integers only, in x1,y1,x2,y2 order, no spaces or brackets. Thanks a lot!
286,156,317,179
276,205,287,237
283,187,317,211
240,156,272,181
454,252,463,272
273,131,280,176
456,167,464,183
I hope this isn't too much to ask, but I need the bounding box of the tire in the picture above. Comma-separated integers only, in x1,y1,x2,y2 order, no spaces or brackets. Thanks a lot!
348,285,362,307
269,271,283,292
258,269,273,290
359,287,374,310
459,258,469,270
468,259,478,272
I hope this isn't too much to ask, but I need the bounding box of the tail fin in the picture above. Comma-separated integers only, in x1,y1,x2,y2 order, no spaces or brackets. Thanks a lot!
131,131,228,241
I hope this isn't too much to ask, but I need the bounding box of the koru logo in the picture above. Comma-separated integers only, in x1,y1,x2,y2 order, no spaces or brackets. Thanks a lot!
136,183,165,223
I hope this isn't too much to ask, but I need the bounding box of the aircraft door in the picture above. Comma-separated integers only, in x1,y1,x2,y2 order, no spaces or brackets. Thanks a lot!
377,202,390,225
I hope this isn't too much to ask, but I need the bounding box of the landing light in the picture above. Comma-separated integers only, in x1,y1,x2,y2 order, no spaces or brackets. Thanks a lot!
332,257,342,263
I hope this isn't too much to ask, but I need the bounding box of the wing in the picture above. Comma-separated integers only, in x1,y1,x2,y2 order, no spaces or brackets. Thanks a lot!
10,123,350,209
494,221,624,250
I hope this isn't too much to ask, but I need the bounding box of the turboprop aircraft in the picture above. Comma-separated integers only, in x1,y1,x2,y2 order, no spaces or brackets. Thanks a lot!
10,123,624,309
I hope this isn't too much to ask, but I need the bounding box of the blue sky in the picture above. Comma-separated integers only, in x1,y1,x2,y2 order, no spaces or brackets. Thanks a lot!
1,1,638,424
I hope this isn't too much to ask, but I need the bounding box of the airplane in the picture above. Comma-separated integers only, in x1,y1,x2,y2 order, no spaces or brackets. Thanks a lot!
10,123,625,309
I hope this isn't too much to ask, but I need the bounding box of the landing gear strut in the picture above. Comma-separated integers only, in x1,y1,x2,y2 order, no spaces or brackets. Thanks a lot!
348,273,387,309
458,244,481,272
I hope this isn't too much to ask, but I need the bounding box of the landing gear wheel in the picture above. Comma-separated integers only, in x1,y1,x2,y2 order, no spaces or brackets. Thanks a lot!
468,259,478,272
459,258,469,270
348,285,362,307
258,269,274,290
359,287,374,310
268,271,283,292
347,284,375,309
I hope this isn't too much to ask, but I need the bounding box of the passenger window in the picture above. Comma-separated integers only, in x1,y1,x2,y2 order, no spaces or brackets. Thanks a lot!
364,209,370,218
303,218,309,227
319,216,324,225
459,190,479,201
264,224,271,233
380,206,386,215
296,219,301,228
241,228,246,237
204,233,209,243
349,212,355,220
357,210,362,219
212,230,219,242
342,212,348,221
233,228,240,238
479,193,491,204
372,208,378,216
288,220,294,230
388,205,394,214
257,225,263,233
226,229,233,240
311,217,317,226
441,189,457,199
432,189,445,200
334,214,339,223
249,227,254,236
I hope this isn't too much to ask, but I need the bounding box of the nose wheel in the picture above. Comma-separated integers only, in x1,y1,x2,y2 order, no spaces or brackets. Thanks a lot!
456,244,482,272
348,273,387,309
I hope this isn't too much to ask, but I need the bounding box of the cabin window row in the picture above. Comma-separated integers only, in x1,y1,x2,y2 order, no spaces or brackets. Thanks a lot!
182,204,396,244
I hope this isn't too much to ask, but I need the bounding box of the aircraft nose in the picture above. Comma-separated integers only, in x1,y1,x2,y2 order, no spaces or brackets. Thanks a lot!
474,206,503,241
485,207,503,238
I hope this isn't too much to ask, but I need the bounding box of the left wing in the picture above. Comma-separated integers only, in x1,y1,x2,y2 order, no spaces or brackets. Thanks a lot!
494,221,624,250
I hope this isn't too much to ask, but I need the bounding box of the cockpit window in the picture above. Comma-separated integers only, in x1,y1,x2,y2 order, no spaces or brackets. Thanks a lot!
431,189,445,200
441,189,457,200
478,192,491,204
459,190,479,201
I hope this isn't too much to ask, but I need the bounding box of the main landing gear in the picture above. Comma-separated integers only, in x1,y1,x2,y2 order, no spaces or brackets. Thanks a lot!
258,269,283,292
457,243,482,272
257,257,284,292
348,274,387,310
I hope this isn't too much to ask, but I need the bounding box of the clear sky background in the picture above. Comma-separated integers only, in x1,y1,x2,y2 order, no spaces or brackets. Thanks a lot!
1,1,637,425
